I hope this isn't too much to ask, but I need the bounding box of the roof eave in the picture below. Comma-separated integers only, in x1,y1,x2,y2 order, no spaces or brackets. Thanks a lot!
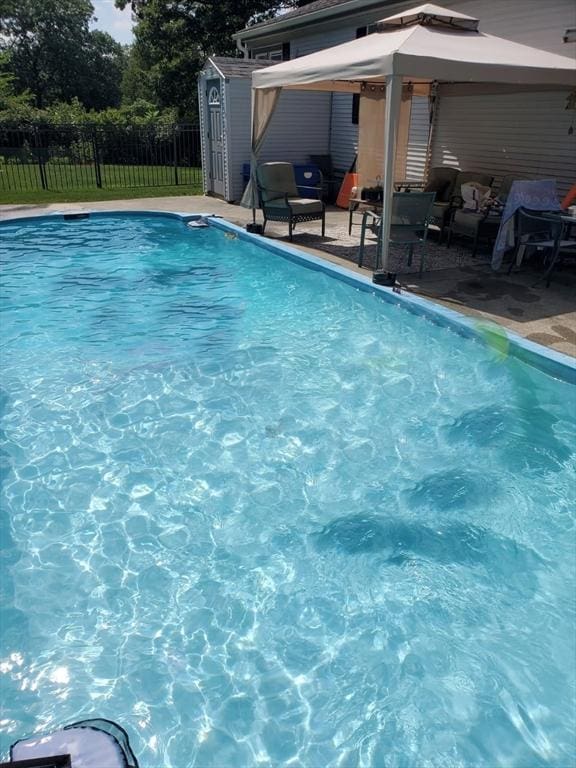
206,56,225,77
232,0,390,41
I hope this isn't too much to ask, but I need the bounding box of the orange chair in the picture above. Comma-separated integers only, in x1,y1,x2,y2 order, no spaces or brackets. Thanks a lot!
561,183,576,209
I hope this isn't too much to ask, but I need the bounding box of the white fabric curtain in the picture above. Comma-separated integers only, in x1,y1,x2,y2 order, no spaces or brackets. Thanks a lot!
240,87,282,210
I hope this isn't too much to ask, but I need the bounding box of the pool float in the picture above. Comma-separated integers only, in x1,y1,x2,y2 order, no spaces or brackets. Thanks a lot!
7,719,139,768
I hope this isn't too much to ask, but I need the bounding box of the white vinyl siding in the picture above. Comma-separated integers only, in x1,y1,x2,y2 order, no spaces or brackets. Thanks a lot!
330,94,358,172
225,78,252,202
259,90,331,165
221,0,576,194
405,95,429,181
222,79,331,202
430,90,576,196
449,0,576,56
293,26,360,173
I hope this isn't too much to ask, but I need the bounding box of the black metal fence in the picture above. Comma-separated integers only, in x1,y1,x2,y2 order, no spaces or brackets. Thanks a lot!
0,124,202,193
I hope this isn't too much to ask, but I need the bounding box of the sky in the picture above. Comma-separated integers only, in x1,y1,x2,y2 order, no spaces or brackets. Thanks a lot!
90,0,135,45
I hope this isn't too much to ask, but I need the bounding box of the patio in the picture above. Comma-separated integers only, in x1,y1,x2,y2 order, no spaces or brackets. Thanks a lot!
2,195,574,358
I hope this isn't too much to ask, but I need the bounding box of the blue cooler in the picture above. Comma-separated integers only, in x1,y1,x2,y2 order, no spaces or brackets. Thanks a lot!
242,163,322,199
294,164,322,198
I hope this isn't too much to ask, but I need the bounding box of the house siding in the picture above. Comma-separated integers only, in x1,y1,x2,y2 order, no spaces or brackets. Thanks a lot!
405,96,429,181
259,90,331,165
200,63,330,202
430,89,576,196
229,0,575,190
226,78,252,202
448,0,576,56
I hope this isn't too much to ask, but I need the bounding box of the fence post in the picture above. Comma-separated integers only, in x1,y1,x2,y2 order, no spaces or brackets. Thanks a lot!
92,127,102,188
173,126,179,186
34,128,48,190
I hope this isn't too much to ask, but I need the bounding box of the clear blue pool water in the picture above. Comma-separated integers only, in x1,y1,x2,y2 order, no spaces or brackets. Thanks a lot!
0,214,575,767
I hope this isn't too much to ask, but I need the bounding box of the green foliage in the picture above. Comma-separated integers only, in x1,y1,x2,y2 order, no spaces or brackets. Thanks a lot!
114,0,301,119
121,46,154,106
0,0,126,110
0,53,34,113
0,95,178,129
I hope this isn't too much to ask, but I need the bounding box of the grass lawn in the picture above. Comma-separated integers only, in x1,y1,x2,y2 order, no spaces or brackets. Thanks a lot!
0,162,203,204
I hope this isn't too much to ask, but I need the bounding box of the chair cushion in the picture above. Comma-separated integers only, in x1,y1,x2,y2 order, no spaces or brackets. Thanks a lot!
456,171,494,193
257,162,298,202
287,198,324,215
424,178,450,201
426,167,459,202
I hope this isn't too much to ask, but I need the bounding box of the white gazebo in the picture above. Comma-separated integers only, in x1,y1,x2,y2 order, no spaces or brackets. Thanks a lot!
241,3,576,269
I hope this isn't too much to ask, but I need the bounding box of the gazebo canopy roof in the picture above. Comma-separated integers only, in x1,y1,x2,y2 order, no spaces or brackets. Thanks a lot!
377,3,479,31
252,3,576,90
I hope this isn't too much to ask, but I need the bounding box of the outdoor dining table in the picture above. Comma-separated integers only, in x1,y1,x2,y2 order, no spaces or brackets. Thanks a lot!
348,197,382,235
348,181,431,235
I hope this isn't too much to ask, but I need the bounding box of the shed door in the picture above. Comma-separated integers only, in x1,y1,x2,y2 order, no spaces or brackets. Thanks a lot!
207,80,225,196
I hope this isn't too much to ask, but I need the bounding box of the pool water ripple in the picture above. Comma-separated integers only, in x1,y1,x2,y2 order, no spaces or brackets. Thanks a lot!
0,215,575,767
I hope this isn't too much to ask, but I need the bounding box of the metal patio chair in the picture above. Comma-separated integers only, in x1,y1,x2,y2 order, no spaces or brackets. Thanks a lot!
446,174,520,256
508,207,575,286
256,162,325,241
429,169,493,240
358,191,436,273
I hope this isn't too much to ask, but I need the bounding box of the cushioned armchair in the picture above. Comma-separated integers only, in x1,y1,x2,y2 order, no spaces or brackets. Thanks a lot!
424,166,460,237
256,162,325,241
427,169,493,240
447,175,518,256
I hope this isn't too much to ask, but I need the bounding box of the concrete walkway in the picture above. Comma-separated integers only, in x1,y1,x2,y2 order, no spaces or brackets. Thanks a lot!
2,194,575,358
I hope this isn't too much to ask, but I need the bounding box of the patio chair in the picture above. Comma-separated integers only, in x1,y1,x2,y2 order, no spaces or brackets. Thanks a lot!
539,213,576,287
358,191,436,273
507,207,575,286
424,166,459,236
309,154,340,203
429,170,494,240
256,162,325,241
446,175,519,256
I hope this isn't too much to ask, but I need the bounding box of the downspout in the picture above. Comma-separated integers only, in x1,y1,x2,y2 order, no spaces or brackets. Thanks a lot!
236,37,249,58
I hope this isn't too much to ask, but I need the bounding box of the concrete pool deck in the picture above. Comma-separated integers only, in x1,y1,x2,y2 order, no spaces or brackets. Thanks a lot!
2,194,575,358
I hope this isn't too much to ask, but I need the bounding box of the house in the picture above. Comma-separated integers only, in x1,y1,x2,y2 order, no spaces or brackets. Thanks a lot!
198,0,576,202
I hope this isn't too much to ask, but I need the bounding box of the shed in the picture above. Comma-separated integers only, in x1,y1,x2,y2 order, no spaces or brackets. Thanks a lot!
198,56,332,202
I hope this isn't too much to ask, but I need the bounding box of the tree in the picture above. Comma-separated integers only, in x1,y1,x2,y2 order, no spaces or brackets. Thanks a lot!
0,52,34,118
114,1,297,118
0,0,126,110
80,31,126,110
121,45,154,105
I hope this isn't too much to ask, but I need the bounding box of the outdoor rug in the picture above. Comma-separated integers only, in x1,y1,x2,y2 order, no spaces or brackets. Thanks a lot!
263,221,486,275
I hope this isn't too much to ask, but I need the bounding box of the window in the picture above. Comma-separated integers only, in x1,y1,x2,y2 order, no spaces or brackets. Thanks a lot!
251,43,290,61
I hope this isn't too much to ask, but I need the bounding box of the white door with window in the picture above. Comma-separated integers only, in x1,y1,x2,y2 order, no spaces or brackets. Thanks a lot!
207,80,225,196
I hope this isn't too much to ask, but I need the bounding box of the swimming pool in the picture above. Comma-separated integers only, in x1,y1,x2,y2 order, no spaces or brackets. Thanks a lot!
1,212,575,767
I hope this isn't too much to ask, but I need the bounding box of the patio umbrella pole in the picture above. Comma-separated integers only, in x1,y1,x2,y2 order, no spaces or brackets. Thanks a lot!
377,74,403,274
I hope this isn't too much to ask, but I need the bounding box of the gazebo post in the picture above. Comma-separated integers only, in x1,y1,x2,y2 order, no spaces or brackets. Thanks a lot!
377,74,402,272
